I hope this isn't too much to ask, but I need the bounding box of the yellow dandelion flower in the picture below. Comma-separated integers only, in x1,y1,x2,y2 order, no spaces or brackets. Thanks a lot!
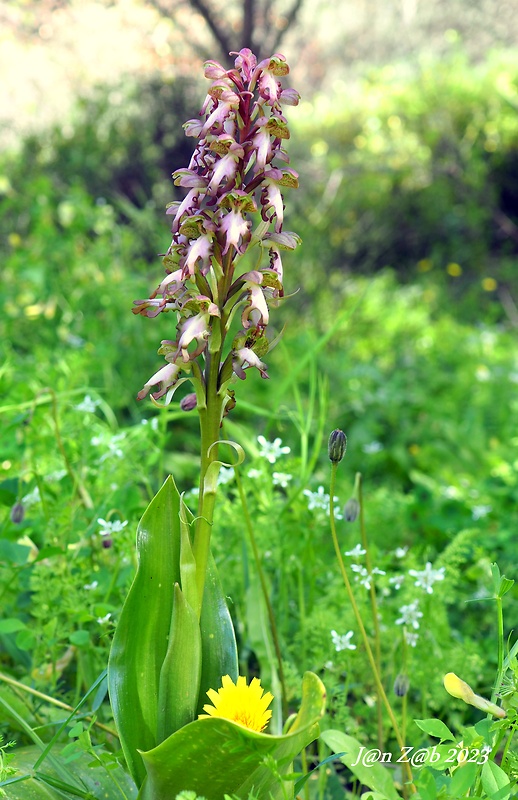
198,675,273,732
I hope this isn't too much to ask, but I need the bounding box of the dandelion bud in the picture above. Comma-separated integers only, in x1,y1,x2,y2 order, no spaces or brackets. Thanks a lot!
10,502,25,524
344,498,360,522
180,393,198,412
394,673,410,697
328,430,347,463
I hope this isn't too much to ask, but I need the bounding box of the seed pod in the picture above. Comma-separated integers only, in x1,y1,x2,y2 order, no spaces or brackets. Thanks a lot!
394,673,410,697
344,497,360,522
328,429,347,463
10,502,25,524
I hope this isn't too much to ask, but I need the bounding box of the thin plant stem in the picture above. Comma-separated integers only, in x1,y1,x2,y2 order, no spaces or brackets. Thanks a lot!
329,463,415,792
491,593,504,705
401,634,409,746
357,472,384,751
45,388,94,510
234,467,289,721
0,672,117,737
300,746,310,800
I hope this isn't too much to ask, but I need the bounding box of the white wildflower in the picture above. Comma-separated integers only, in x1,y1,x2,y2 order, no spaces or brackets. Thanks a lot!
344,543,367,558
362,441,383,454
404,630,419,647
257,435,290,464
74,395,100,413
303,486,343,519
97,518,128,537
472,505,491,521
217,467,235,486
331,629,357,652
22,486,41,507
409,562,445,594
84,581,98,591
396,600,423,629
45,469,67,483
272,472,292,488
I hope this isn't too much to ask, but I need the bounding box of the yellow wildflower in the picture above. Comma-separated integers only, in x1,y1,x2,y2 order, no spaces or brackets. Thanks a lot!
199,675,273,732
443,673,506,718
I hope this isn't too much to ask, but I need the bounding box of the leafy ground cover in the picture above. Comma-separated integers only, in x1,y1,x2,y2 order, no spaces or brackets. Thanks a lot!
1,48,518,797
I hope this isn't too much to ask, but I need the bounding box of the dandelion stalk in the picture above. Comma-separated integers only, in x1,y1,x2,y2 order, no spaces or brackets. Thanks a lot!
357,472,384,750
328,439,414,791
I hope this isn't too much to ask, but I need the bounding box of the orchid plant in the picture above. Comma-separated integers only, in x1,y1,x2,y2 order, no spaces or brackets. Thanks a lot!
106,48,325,800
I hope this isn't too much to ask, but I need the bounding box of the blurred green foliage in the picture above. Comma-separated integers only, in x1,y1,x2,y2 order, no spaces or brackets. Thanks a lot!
288,49,518,307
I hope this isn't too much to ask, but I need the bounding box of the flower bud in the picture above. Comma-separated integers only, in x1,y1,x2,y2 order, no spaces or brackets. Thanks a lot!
328,430,347,463
443,672,506,718
10,502,25,524
344,498,360,522
180,393,198,412
393,673,410,697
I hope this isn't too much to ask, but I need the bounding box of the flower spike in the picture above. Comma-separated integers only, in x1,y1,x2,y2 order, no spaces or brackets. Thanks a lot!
135,48,300,410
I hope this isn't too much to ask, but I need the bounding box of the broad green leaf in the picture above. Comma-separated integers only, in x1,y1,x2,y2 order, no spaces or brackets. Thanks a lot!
157,584,201,742
413,718,455,741
179,496,200,617
108,476,181,787
245,575,282,732
414,767,437,800
320,730,402,800
0,618,26,634
138,672,325,800
6,746,138,800
0,539,32,564
236,671,325,799
450,761,478,796
481,760,511,800
197,552,238,715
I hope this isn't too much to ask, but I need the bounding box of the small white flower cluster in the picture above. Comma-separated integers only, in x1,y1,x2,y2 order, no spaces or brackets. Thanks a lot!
74,395,101,413
362,441,384,454
141,417,159,432
303,486,343,519
97,518,128,537
408,562,445,594
331,629,356,652
91,433,126,462
272,472,292,488
217,467,235,486
257,435,290,464
22,486,41,507
472,504,492,520
350,563,386,590
396,599,423,647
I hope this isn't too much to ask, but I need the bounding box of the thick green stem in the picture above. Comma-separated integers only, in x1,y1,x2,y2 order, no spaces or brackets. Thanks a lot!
192,359,224,613
329,464,415,792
